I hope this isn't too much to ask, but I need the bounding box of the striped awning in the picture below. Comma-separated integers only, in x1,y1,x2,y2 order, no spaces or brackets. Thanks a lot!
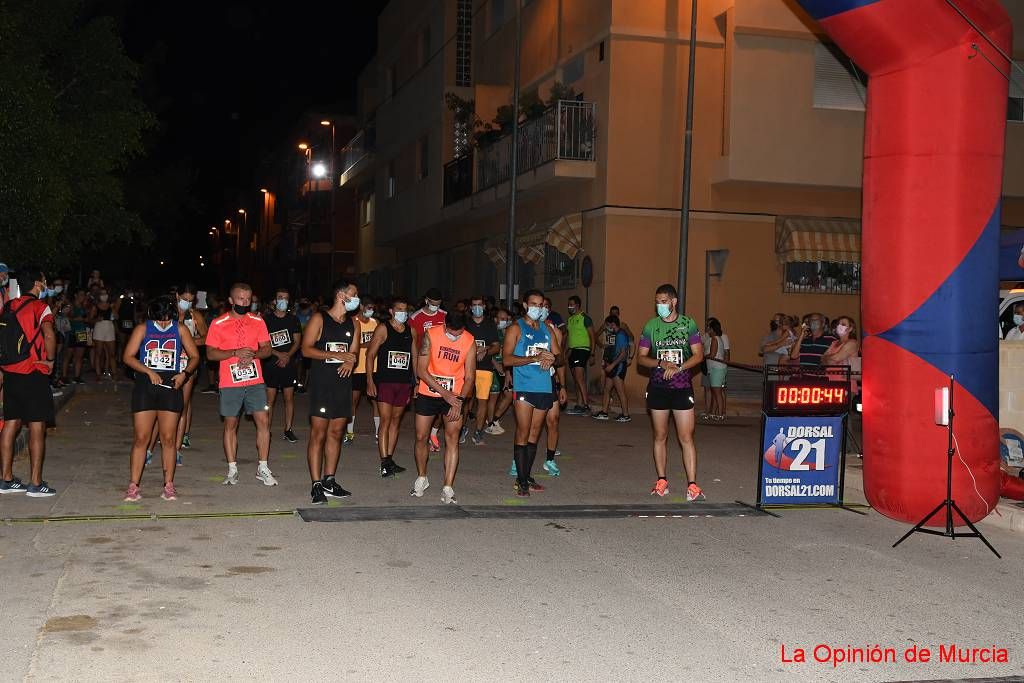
516,224,548,265
776,216,861,263
545,212,583,259
483,240,507,267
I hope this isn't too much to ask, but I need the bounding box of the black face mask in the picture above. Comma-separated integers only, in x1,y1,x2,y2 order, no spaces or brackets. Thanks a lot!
770,321,778,332
232,304,249,315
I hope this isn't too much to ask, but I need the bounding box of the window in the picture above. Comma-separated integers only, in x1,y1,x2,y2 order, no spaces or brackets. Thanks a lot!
490,0,508,37
455,0,472,87
419,26,431,68
386,161,397,198
783,261,860,294
813,42,866,111
563,53,584,85
385,64,397,99
360,192,375,226
544,244,577,290
1010,62,1023,123
417,136,429,180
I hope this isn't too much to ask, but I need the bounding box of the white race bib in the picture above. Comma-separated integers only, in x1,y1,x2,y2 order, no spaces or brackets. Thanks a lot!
657,348,684,366
325,341,349,364
387,350,410,370
145,348,177,372
229,361,259,383
430,375,455,395
270,329,291,348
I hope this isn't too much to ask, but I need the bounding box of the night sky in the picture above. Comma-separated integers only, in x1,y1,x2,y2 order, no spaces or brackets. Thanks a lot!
107,0,388,279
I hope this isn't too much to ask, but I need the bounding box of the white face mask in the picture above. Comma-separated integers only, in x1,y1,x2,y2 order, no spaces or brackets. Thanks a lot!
427,303,439,314
276,299,288,312
393,311,409,324
835,324,851,336
344,296,361,312
497,319,511,330
363,308,374,318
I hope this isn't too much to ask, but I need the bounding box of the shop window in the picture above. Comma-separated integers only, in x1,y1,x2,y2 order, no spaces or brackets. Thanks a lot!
544,244,577,290
783,261,860,294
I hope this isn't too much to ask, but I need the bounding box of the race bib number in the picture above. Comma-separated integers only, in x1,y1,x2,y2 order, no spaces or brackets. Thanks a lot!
430,375,455,394
145,348,177,372
325,341,349,364
180,351,189,372
270,329,291,348
475,339,486,349
526,342,549,365
361,331,375,344
121,320,134,330
76,331,88,343
229,361,259,383
386,350,410,370
605,333,616,347
657,348,684,366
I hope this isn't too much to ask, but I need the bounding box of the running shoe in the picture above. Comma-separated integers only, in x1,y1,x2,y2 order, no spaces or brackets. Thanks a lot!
411,476,430,498
591,411,609,421
310,481,327,505
380,460,397,478
429,434,441,452
145,450,152,466
176,451,183,466
256,467,279,486
390,460,407,473
283,429,298,443
686,482,706,502
650,479,669,497
343,432,355,444
565,404,586,416
295,384,307,394
123,483,142,502
181,434,191,449
73,376,85,385
26,482,57,497
543,459,561,477
161,483,178,501
51,387,63,398
459,425,470,444
484,420,504,435
0,477,27,494
322,477,351,498
528,478,545,492
615,414,632,423
554,450,561,457
471,430,485,446
514,481,531,497
698,413,711,422
222,469,239,486
508,460,518,477
441,486,457,505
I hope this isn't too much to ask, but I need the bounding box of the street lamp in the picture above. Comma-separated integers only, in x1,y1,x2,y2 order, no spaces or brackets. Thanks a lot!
298,143,309,151
312,162,327,178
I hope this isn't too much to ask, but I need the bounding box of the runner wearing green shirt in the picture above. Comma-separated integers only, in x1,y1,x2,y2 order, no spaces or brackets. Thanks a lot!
564,295,595,415
637,283,706,501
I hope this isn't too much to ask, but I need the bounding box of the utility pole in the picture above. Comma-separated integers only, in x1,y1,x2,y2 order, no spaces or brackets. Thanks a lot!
677,0,698,306
505,0,522,309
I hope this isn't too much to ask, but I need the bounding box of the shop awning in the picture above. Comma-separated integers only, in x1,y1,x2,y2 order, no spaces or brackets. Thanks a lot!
483,240,506,267
515,223,548,265
545,212,583,259
776,216,861,263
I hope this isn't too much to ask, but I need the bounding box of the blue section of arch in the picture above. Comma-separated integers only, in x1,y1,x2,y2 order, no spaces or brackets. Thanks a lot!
798,0,881,21
878,206,1000,417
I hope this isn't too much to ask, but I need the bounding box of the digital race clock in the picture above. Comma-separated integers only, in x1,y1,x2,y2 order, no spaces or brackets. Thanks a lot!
771,383,849,413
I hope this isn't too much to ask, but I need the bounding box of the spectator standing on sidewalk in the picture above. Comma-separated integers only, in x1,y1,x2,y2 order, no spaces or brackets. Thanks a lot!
0,265,59,497
564,295,596,415
704,317,729,422
790,312,836,367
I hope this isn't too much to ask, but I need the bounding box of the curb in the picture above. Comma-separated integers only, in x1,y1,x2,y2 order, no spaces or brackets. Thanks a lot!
10,384,77,460
843,461,1024,535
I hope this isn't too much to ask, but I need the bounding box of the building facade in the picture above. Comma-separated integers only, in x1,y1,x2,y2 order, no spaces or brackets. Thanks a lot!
338,0,1024,407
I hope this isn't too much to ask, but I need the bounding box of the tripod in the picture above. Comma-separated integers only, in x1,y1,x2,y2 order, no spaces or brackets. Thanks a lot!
892,375,1000,558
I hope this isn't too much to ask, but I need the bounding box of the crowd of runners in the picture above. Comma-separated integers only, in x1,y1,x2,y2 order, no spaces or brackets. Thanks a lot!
0,264,709,506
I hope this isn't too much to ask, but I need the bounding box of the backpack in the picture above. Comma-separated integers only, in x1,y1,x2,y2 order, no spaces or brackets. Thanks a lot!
0,298,42,366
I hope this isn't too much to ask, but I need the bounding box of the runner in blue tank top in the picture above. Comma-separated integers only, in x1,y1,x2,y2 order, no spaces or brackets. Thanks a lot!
502,289,563,496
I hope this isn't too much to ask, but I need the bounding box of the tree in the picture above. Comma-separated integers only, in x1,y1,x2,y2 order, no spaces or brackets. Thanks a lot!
0,0,154,266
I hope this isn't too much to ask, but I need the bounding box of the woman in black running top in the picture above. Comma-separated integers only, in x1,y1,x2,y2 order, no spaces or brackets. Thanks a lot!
365,296,415,478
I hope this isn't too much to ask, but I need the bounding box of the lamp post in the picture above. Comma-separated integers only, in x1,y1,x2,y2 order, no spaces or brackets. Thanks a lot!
676,0,698,307
237,208,247,277
298,143,313,294
321,120,337,282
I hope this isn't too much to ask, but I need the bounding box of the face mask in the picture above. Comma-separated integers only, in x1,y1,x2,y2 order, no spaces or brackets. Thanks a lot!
393,311,409,323
497,319,511,330
39,288,53,299
232,304,249,315
363,308,374,318
445,330,462,341
656,303,672,318
526,306,543,321
276,299,288,312
54,286,64,294
470,305,484,318
606,327,615,334
99,294,109,303
154,320,174,332
1014,314,1024,326
178,299,192,312
835,324,850,336
345,296,361,312
427,304,439,314
809,321,822,332
567,306,577,314
539,308,550,322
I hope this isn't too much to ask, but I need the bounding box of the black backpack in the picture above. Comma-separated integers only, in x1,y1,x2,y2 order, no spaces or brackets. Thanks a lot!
0,298,43,366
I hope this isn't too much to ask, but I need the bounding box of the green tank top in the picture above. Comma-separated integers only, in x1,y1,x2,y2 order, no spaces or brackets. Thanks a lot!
567,312,592,349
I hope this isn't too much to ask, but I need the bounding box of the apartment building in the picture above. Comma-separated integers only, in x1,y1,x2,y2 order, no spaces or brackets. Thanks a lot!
339,0,1024,406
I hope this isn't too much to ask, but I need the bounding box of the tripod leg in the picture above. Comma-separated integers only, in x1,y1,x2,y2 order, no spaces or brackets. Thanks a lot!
892,500,946,548
949,501,1001,559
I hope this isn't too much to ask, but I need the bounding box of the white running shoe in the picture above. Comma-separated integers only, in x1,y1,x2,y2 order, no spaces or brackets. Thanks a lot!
256,468,278,486
411,476,429,498
441,486,457,505
222,470,239,486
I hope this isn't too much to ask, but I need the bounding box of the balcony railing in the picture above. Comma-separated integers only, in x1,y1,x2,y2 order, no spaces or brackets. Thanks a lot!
443,153,474,206
477,100,596,192
339,126,376,178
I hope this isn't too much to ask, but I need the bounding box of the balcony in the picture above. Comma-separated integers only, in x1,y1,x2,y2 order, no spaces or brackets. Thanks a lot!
338,126,376,187
476,100,597,192
443,154,474,206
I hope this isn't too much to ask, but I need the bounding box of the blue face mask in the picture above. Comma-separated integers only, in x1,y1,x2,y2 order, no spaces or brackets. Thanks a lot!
526,306,543,321
656,303,672,318
1015,314,1024,326
344,296,360,312
276,299,288,312
470,305,484,317
178,299,192,312
539,307,550,322
393,311,409,324
497,319,510,330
